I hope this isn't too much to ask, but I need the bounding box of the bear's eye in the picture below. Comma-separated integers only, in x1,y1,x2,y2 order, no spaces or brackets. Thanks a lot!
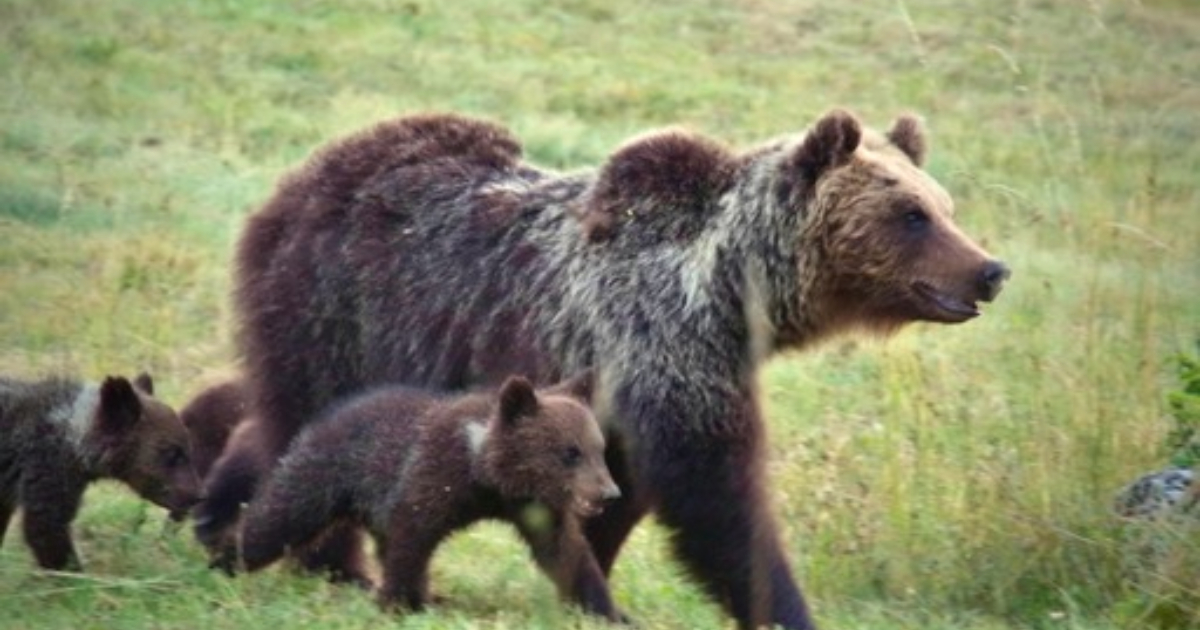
161,445,188,469
562,446,583,468
901,206,929,232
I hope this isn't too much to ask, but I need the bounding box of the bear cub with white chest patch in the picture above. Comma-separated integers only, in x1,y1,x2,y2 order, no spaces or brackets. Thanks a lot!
0,373,201,570
230,372,623,618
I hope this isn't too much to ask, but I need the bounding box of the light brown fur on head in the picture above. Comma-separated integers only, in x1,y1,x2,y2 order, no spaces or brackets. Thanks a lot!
482,375,619,518
90,374,203,520
788,110,1010,341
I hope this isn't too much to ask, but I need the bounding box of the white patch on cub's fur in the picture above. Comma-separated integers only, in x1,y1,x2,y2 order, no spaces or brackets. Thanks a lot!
49,384,99,449
464,419,490,456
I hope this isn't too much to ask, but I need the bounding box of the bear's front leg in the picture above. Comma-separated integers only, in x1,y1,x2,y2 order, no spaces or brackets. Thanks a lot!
377,515,440,613
0,495,15,547
515,508,627,623
194,434,264,554
621,378,818,630
19,473,86,571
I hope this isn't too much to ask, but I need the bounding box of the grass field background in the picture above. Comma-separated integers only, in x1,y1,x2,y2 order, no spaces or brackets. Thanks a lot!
1,0,1198,628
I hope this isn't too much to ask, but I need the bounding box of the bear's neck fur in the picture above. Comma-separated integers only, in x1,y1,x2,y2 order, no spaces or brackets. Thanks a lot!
549,139,821,383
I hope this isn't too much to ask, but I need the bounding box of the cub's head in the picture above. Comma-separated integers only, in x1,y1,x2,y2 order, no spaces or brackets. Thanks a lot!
179,379,248,480
480,372,620,518
88,374,202,520
781,109,1010,341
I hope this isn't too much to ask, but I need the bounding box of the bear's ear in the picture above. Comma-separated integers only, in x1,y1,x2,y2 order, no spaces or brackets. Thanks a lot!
548,369,594,404
97,376,143,435
498,376,539,425
886,114,926,166
791,109,862,181
133,372,154,395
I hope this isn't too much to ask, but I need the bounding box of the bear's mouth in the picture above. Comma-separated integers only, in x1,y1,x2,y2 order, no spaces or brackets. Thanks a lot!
574,497,607,518
912,282,980,323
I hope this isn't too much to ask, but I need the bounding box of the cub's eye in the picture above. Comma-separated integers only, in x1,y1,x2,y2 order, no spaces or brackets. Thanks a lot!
901,206,929,232
562,446,583,468
161,446,188,469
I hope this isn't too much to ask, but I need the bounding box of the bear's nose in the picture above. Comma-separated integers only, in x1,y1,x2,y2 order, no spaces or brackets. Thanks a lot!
978,260,1011,302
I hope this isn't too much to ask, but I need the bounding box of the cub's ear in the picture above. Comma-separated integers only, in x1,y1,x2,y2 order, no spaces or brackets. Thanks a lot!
791,109,862,181
887,114,926,166
547,369,594,404
498,376,539,425
98,376,143,435
133,372,155,395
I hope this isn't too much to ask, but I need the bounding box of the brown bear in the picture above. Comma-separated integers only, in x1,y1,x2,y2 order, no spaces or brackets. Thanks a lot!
197,398,377,584
196,110,1010,629
179,379,248,479
227,373,622,618
0,373,201,570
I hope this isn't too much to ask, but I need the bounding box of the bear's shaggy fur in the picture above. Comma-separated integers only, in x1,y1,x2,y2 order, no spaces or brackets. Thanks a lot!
0,373,201,570
230,374,621,618
197,110,1009,629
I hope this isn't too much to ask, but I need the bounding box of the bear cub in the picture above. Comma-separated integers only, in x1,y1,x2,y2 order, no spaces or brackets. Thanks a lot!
230,373,623,618
0,373,201,570
178,378,248,480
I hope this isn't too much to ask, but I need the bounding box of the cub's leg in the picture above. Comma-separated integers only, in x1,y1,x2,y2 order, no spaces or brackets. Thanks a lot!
515,510,624,622
377,514,442,612
20,472,86,570
237,469,345,574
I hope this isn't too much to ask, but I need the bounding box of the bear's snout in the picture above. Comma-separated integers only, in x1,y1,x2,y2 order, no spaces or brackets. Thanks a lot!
574,475,623,518
977,260,1011,303
596,479,622,504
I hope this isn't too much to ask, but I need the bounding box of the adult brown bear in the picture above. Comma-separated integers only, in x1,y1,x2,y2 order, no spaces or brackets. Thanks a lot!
196,110,1009,629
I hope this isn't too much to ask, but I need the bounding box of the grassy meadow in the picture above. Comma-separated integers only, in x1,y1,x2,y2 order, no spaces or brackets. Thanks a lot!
2,0,1199,628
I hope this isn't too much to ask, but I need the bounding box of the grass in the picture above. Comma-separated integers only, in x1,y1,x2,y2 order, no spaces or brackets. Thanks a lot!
2,0,1199,628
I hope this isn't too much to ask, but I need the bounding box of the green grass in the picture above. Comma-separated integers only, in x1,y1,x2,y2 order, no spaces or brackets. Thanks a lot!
2,0,1199,628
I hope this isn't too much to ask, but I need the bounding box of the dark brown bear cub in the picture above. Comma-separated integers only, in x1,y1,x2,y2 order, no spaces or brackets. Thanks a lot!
232,373,622,619
0,374,201,570
179,378,248,480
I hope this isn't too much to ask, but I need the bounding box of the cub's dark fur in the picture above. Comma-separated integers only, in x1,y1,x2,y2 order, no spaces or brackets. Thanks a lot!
0,374,200,570
230,374,621,618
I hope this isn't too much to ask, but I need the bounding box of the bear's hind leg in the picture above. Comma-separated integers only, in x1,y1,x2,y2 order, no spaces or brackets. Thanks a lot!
236,446,354,576
294,522,372,588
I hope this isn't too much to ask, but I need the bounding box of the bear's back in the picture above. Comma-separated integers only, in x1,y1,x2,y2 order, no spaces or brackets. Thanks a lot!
294,385,453,471
0,377,80,436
